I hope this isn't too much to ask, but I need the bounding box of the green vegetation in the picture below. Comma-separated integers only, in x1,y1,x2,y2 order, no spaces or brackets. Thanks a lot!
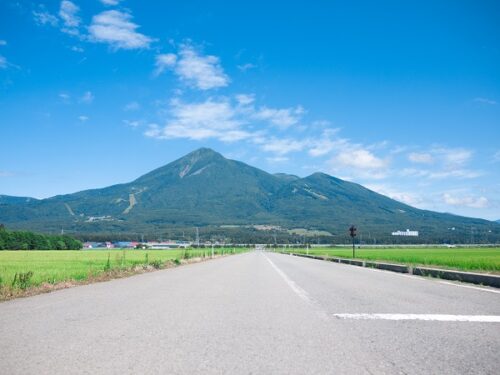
0,247,247,296
2,148,499,243
285,247,500,273
0,225,82,250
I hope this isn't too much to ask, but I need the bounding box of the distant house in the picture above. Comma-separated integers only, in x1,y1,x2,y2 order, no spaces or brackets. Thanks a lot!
392,229,419,237
148,241,191,249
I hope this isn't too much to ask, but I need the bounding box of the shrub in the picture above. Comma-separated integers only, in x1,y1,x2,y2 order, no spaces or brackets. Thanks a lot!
150,259,163,269
11,271,34,290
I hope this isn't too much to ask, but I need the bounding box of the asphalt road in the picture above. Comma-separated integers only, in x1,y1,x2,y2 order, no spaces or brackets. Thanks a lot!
1,251,499,374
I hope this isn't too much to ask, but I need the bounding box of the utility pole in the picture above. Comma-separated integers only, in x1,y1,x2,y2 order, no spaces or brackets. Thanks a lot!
211,244,214,258
195,227,200,247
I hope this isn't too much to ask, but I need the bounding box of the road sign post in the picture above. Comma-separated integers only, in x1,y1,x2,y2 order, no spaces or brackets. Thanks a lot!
349,225,357,258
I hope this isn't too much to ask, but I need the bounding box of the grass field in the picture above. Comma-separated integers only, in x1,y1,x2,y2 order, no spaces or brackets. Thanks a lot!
0,247,244,292
286,247,500,273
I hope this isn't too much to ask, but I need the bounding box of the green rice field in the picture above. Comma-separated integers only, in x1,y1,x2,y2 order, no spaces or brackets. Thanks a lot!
287,247,500,273
0,248,244,290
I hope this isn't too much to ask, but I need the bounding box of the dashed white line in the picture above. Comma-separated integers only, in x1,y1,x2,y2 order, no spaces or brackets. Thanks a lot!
263,253,328,320
332,313,500,322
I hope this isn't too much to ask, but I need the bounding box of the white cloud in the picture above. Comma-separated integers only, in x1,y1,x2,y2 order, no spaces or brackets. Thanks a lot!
365,184,424,206
235,94,255,106
266,156,289,163
145,98,256,142
70,46,84,52
89,10,153,50
253,105,304,128
80,91,94,103
123,119,141,127
258,138,308,155
437,148,472,167
154,53,177,76
401,168,482,179
473,97,497,105
408,152,433,164
155,44,229,90
443,193,489,208
0,40,6,46
59,92,70,100
100,0,121,5
493,151,500,162
308,129,342,157
59,0,81,35
428,169,482,179
237,63,257,72
33,10,59,27
334,149,388,170
124,101,140,111
0,56,6,69
78,115,89,122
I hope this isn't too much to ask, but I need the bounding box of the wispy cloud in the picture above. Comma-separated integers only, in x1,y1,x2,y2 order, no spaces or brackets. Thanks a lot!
100,0,121,5
33,8,59,27
70,45,84,53
0,171,14,178
408,152,433,164
59,0,81,35
155,44,229,90
145,97,256,142
334,149,388,170
473,97,497,105
266,156,289,163
78,115,89,122
59,92,70,101
89,10,153,50
443,193,489,208
237,63,257,72
154,53,177,75
365,184,424,206
123,119,141,128
123,101,140,111
258,137,308,155
235,94,255,106
79,91,94,103
0,55,7,69
401,168,482,180
253,106,304,129
0,40,7,46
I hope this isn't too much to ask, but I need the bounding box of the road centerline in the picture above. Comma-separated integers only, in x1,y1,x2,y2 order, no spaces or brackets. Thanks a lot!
263,253,328,320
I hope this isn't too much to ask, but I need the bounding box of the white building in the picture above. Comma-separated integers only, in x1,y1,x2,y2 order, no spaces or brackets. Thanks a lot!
391,229,419,237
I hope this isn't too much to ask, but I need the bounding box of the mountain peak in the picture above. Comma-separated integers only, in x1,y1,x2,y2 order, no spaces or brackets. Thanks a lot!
186,147,223,159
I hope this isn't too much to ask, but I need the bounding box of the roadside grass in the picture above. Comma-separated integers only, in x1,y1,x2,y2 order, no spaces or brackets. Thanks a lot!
286,247,500,273
0,247,246,299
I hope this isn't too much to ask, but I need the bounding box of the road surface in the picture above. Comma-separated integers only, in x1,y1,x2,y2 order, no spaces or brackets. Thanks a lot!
1,251,499,374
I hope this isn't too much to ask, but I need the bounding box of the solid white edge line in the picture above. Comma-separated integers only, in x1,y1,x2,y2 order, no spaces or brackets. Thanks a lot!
332,313,500,322
291,254,500,294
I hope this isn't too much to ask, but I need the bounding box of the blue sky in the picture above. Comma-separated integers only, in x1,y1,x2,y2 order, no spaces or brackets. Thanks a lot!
0,0,499,220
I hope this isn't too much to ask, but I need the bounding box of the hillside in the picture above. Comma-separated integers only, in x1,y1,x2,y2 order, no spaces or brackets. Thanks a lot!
0,148,499,243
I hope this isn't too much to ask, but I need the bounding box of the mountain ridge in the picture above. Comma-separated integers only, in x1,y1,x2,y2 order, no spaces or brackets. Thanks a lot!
0,148,498,243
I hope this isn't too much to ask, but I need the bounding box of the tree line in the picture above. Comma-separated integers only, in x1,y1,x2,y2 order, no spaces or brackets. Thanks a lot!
0,225,82,250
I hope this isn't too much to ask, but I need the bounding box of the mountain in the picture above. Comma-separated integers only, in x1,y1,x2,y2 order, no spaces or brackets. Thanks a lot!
1,148,499,243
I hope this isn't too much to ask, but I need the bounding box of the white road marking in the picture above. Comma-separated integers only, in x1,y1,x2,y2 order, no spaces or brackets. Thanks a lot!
437,280,500,294
332,313,500,322
292,254,500,294
263,253,328,320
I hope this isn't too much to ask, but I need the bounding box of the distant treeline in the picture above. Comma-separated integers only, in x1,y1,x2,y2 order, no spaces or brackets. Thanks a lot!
0,225,82,250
